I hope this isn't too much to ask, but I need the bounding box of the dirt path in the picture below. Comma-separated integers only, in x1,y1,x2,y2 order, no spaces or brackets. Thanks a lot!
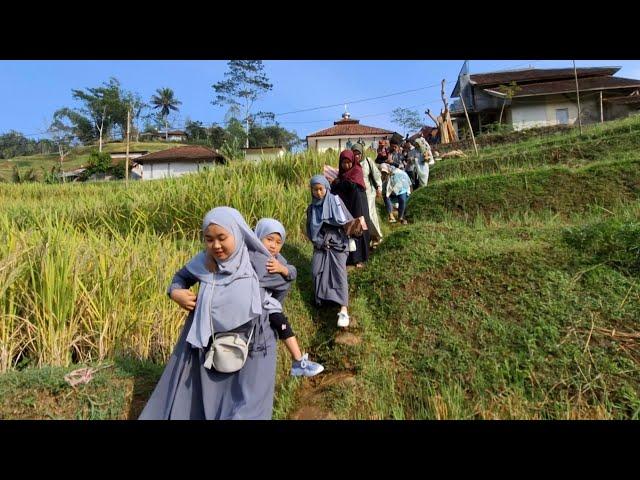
288,312,361,420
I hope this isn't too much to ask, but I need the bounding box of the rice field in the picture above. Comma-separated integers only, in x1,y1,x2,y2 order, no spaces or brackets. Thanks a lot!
0,150,342,372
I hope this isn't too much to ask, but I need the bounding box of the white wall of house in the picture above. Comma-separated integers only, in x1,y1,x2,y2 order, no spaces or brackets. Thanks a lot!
307,135,389,152
510,102,552,130
510,94,600,131
139,162,204,180
244,149,286,162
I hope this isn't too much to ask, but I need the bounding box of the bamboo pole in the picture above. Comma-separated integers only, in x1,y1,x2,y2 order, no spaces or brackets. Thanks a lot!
125,108,130,186
459,94,478,156
573,60,583,134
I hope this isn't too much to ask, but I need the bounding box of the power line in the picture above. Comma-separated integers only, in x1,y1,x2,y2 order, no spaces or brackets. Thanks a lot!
280,99,446,126
273,82,446,117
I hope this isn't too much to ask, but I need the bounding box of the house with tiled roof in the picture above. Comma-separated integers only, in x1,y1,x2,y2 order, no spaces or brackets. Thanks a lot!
306,111,396,152
132,145,226,180
139,129,189,142
450,61,640,133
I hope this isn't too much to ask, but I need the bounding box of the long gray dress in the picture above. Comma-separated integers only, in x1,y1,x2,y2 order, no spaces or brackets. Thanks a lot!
306,208,350,307
138,267,278,420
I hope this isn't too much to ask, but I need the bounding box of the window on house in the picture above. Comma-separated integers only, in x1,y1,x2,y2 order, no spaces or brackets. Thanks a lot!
556,108,569,125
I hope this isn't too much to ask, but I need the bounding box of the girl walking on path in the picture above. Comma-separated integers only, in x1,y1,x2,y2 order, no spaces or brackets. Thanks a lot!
351,143,384,248
306,175,353,328
330,149,371,267
139,207,281,420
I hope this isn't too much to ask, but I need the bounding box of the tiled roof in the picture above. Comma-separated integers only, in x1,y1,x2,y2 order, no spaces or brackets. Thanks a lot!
136,146,224,163
484,76,640,98
470,67,620,87
307,122,394,138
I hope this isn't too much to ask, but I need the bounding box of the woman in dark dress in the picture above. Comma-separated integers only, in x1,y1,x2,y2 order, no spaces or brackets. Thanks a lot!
331,149,371,268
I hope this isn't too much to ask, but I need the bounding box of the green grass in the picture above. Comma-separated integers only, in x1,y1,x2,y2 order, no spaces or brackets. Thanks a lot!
432,129,640,181
409,158,640,223
0,359,164,419
342,210,640,419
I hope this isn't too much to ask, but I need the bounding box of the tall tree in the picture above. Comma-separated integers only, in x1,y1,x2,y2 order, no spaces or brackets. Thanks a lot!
52,108,96,145
391,108,423,137
71,77,125,151
123,92,147,142
185,120,208,142
150,88,182,141
212,60,273,148
48,115,74,180
248,123,301,150
208,124,228,149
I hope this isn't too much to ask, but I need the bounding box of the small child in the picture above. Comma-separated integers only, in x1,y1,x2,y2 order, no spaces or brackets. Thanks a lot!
254,218,324,377
380,164,412,224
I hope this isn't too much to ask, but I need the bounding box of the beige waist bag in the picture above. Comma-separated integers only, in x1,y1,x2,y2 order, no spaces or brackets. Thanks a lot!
204,329,254,373
203,277,255,373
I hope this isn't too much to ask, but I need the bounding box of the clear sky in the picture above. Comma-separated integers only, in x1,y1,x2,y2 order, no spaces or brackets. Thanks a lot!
2,59,640,140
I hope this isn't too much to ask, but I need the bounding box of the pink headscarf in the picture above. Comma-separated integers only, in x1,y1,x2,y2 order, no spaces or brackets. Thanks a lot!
338,149,366,190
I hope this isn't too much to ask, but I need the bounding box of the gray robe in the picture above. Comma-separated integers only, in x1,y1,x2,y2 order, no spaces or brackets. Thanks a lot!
306,208,350,307
249,250,297,306
138,267,277,420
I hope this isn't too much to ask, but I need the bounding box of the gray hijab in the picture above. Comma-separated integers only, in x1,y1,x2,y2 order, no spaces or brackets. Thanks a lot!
255,218,286,244
308,174,352,243
184,207,272,348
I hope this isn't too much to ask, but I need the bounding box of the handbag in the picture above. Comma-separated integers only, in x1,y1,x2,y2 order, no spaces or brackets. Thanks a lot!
344,218,364,237
203,278,255,373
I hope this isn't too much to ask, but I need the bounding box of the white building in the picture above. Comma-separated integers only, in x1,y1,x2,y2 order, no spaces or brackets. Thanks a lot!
132,145,226,180
306,112,395,153
241,146,286,162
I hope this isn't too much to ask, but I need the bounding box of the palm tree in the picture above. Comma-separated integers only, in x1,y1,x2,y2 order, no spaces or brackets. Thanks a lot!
150,88,182,141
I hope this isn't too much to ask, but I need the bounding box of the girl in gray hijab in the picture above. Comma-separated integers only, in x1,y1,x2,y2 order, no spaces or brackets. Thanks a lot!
306,175,353,328
139,207,281,420
252,218,324,377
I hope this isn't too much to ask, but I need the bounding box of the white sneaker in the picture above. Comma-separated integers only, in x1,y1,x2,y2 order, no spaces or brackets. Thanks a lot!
337,312,350,328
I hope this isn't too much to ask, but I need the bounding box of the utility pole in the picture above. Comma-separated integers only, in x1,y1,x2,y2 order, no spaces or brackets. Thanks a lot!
246,116,250,149
125,108,130,186
573,60,583,134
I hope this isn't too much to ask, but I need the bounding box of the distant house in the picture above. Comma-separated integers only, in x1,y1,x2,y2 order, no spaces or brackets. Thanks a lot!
132,145,226,180
241,146,287,162
60,168,86,182
450,61,640,133
139,130,189,142
306,111,395,152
